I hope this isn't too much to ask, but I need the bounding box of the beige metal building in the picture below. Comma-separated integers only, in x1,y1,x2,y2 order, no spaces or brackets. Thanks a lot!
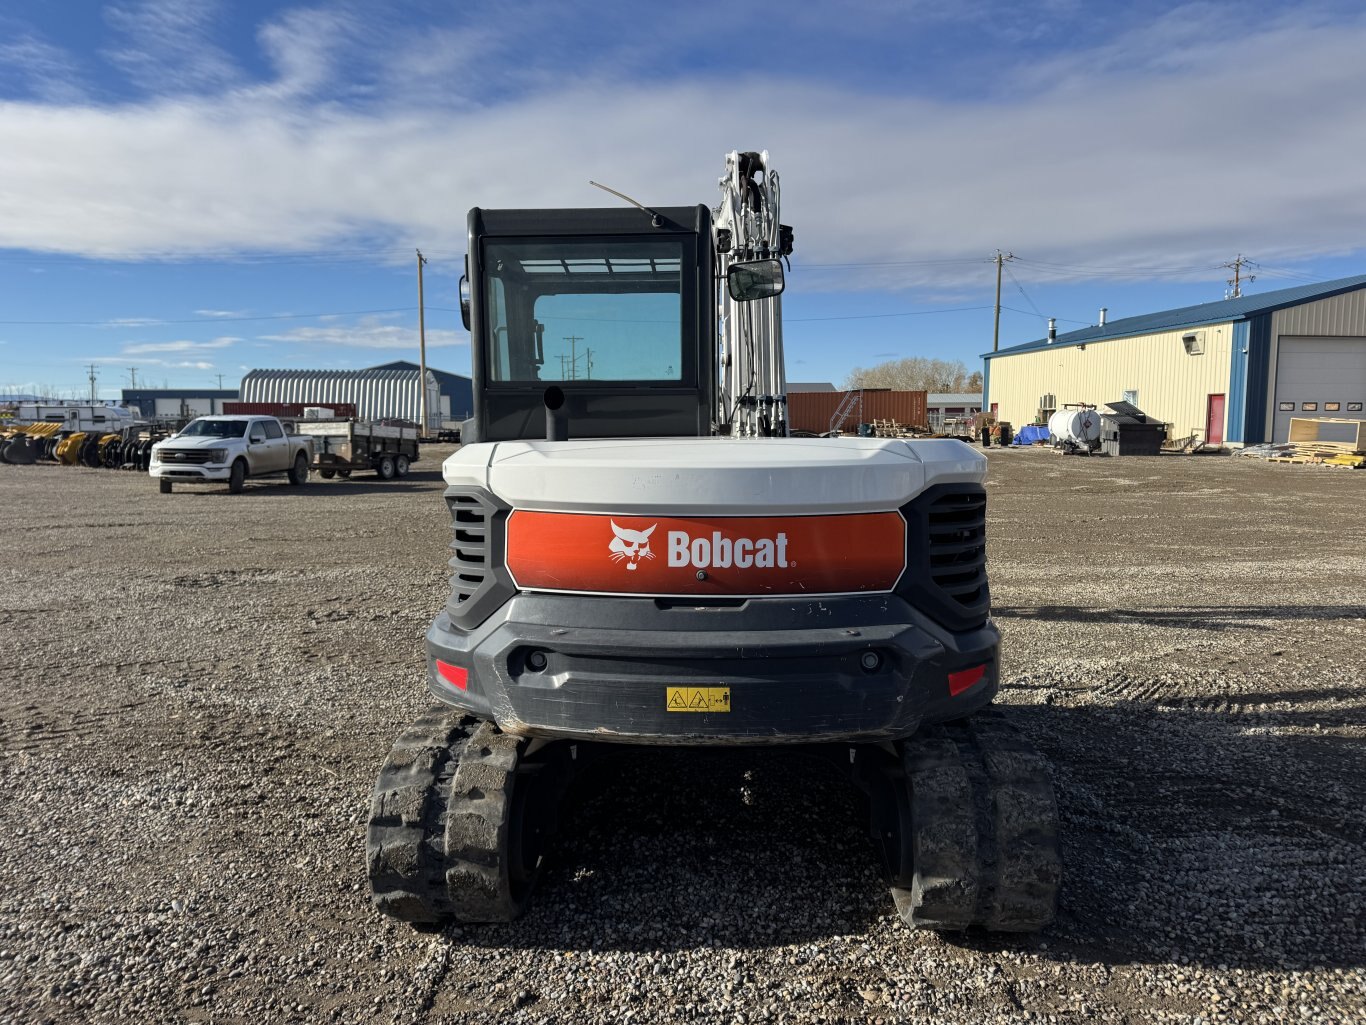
983,275,1366,445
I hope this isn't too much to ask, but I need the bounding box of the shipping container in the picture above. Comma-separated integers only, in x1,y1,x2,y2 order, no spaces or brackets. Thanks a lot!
786,390,928,434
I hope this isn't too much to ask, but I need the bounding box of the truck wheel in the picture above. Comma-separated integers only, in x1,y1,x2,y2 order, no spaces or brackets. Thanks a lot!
288,453,309,486
159,479,172,494
319,469,336,480
337,469,351,479
228,459,247,494
375,455,396,481
395,454,410,478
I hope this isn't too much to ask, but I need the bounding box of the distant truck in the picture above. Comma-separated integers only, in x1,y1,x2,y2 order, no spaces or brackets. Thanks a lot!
292,418,420,480
150,415,314,494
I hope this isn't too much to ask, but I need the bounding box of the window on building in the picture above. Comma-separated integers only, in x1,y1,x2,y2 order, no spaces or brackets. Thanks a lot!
1182,332,1204,355
1123,389,1139,406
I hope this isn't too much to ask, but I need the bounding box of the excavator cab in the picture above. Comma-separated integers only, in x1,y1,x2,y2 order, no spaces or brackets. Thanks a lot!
461,205,717,443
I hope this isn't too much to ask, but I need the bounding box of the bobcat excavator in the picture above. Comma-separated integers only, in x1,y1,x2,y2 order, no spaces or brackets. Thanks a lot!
366,151,1061,932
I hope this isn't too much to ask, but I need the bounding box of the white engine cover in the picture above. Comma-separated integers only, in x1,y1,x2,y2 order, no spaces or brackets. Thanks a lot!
443,436,985,514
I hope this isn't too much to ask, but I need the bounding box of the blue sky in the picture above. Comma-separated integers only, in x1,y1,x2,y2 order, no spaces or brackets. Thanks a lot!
3,0,1366,398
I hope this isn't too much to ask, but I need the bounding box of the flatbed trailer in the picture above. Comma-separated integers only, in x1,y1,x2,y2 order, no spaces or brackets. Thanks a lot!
292,419,419,480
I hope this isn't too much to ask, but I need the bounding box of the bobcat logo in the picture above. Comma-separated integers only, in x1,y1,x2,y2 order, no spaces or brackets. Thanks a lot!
609,521,656,571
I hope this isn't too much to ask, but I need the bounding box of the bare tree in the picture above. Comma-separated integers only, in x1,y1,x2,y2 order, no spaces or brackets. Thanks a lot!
844,358,984,393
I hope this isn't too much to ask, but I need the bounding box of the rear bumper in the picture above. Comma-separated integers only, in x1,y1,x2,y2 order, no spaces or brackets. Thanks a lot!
425,593,999,746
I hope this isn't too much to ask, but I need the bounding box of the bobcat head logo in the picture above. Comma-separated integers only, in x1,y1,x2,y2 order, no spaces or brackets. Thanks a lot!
609,521,656,571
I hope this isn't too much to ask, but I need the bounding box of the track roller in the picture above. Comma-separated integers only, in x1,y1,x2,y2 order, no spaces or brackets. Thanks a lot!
880,709,1061,932
367,711,570,925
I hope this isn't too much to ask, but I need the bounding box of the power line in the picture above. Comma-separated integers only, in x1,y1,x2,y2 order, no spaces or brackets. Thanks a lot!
999,306,1091,326
1003,262,1046,324
787,305,994,323
0,306,418,326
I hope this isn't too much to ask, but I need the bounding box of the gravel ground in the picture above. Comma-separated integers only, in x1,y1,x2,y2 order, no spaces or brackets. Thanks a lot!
1,445,1363,1024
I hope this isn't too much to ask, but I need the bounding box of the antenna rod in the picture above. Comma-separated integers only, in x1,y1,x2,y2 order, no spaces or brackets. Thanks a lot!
589,181,664,227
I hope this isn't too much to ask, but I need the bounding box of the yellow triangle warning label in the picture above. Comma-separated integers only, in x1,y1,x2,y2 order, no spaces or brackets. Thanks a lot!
665,687,731,712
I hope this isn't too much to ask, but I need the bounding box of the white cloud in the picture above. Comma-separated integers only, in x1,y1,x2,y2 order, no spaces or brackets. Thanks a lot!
103,0,241,94
1,9,1365,289
122,337,239,355
0,34,87,103
259,317,463,349
193,309,248,318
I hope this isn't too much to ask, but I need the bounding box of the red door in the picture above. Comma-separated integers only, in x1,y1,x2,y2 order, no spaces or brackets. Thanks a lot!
1206,394,1225,446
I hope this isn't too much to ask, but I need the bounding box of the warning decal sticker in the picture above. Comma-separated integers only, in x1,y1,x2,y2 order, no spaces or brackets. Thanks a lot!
665,687,731,713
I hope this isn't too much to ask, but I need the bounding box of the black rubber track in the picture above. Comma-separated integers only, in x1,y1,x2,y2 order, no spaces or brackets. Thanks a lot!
367,714,561,925
893,709,1061,932
366,708,477,924
442,720,544,922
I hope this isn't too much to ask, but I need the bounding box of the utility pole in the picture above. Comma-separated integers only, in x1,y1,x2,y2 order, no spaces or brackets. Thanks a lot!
992,250,1014,352
215,373,224,389
563,335,584,380
87,364,98,402
417,249,429,437
127,367,138,389
1223,254,1255,298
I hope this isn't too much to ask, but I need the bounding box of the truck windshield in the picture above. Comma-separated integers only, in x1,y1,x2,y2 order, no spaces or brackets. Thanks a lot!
483,238,684,383
180,419,248,438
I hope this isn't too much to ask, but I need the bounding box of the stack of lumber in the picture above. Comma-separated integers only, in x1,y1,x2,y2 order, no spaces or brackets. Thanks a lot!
1246,417,1366,467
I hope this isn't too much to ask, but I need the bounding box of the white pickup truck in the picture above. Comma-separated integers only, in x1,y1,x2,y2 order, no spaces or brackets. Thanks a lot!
150,415,315,494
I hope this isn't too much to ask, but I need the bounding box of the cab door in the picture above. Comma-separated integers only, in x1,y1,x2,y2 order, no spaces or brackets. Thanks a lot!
261,420,289,471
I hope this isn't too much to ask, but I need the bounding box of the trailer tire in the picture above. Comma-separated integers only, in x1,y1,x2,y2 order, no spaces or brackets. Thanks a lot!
375,455,396,480
395,454,410,478
319,469,336,479
159,478,173,494
228,459,247,494
288,453,309,486
337,469,351,478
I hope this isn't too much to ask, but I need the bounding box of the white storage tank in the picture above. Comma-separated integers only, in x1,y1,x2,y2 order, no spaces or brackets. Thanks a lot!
1048,408,1102,448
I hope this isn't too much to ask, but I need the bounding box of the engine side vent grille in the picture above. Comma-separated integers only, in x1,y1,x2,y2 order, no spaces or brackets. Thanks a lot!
925,491,987,609
448,495,489,606
899,483,990,631
442,485,515,629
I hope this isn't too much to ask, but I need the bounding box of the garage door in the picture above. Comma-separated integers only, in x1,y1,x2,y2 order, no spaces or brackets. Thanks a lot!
1272,336,1366,442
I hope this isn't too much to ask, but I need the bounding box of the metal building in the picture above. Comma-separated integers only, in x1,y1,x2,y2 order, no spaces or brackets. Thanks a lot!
365,360,474,424
984,275,1366,445
241,367,442,427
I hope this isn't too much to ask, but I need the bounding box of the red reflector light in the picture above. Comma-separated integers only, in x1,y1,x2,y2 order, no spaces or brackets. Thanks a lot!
435,660,468,691
948,663,987,697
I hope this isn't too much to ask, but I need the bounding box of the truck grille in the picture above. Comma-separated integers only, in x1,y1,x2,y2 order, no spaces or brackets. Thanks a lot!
158,449,213,464
898,483,990,631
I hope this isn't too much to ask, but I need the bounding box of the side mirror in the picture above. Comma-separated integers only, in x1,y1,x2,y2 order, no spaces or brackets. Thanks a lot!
459,270,471,331
726,259,785,302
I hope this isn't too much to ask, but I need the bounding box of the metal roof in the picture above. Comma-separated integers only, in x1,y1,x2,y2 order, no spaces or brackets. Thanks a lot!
985,273,1366,359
